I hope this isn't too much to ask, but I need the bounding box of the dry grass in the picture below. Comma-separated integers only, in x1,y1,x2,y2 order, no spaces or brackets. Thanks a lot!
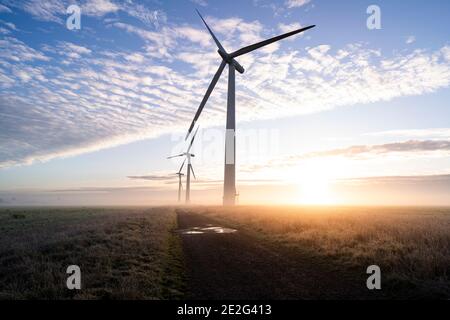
0,207,185,300
199,206,450,297
2,205,449,299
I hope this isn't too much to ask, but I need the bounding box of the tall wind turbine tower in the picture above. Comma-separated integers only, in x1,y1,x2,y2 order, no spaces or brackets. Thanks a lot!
185,10,315,206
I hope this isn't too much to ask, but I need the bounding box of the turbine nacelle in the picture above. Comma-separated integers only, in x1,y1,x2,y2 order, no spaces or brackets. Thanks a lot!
186,152,195,159
218,49,245,74
181,152,195,157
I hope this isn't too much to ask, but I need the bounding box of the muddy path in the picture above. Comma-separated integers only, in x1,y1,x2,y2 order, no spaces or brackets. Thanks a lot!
177,210,383,300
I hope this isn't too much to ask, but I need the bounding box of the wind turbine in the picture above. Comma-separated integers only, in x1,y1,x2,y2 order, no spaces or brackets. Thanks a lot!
185,10,315,206
175,159,185,203
168,127,199,204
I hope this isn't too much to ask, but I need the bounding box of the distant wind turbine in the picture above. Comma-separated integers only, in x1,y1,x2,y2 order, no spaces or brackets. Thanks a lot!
168,126,199,204
174,160,185,203
185,10,315,206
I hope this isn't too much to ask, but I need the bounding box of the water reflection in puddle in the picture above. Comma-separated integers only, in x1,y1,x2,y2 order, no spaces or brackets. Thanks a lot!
178,226,237,235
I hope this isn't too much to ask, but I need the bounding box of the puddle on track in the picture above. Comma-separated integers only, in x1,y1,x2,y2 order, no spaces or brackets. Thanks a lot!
177,225,237,235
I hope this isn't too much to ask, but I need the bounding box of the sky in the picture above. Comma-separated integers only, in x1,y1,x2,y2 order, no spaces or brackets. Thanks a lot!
0,0,449,206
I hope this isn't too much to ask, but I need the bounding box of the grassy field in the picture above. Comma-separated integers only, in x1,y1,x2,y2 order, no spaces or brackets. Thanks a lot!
1,206,449,299
196,206,450,298
0,207,185,299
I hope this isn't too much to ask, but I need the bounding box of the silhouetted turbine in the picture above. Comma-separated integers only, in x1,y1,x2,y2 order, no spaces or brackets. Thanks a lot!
168,126,199,204
174,159,186,202
185,10,315,206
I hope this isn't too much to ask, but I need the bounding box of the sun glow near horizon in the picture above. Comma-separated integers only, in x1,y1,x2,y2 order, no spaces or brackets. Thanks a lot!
289,159,343,205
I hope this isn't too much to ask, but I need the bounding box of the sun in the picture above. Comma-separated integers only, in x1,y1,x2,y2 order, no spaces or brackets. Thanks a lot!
298,173,333,205
294,160,338,205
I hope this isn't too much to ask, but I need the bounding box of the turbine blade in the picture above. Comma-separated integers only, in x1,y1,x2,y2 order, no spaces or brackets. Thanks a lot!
196,9,226,53
185,60,226,140
230,25,315,58
178,158,186,173
167,153,184,159
187,126,200,153
190,165,196,180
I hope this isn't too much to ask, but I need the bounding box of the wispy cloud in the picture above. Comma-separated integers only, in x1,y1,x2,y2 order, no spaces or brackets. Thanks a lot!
303,140,450,158
406,35,416,44
0,37,49,62
244,139,450,172
121,2,167,28
127,175,176,181
1,0,166,28
23,0,66,23
50,41,92,59
0,21,17,31
285,0,311,9
82,0,119,17
0,4,11,13
277,22,304,40
190,0,208,7
364,128,450,139
0,9,450,168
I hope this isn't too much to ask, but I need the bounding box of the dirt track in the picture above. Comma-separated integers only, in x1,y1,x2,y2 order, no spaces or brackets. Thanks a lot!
177,210,383,300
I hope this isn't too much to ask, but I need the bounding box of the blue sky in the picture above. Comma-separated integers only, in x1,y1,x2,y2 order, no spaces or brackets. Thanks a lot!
0,0,449,205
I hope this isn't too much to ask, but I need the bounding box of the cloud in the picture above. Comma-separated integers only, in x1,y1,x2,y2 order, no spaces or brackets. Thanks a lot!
1,0,166,28
406,35,416,44
113,22,176,47
175,26,211,47
82,0,119,17
0,37,49,62
364,128,450,140
128,175,176,181
9,0,67,24
285,0,311,9
47,41,92,59
278,22,302,33
278,22,304,40
0,12,450,168
252,0,283,15
207,16,264,46
0,4,11,13
121,3,167,28
304,140,450,158
190,0,208,7
244,140,450,172
0,21,17,31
